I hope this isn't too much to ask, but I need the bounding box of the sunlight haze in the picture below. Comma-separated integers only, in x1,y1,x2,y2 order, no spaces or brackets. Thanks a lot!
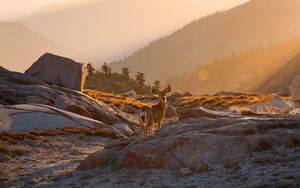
0,0,248,21
0,0,249,72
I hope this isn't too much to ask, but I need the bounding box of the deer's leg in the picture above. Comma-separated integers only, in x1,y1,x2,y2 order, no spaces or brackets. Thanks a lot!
156,121,162,129
146,121,154,136
151,124,155,135
140,125,145,136
139,120,146,136
139,121,143,136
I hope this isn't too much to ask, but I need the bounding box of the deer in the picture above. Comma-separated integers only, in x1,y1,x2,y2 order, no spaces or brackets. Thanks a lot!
139,84,171,135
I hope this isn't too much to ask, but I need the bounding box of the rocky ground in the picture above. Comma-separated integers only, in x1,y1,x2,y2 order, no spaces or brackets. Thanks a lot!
1,111,300,187
0,134,113,187
36,148,300,188
1,64,300,188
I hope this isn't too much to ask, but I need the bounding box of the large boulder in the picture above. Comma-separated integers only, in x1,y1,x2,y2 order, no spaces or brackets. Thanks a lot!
116,133,253,169
290,75,300,102
25,53,86,91
78,116,300,170
248,95,295,114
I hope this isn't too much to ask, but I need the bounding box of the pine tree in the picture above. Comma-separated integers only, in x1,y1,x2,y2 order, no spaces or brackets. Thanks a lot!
122,67,130,82
135,72,146,86
86,63,95,76
108,67,112,78
101,62,109,75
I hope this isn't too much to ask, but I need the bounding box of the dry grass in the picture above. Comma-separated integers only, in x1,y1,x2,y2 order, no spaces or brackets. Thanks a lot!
84,89,288,115
85,89,290,115
173,94,286,112
0,143,10,155
0,126,124,144
224,161,240,169
0,142,28,156
83,89,147,108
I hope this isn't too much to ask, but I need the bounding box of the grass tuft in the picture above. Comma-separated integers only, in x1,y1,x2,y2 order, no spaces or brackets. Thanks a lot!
224,161,240,169
0,143,10,155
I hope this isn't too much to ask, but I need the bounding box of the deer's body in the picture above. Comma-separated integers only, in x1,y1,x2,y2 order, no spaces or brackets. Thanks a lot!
139,85,171,135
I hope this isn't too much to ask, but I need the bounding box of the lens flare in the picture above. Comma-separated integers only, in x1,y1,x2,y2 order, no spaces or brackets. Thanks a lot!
197,69,210,81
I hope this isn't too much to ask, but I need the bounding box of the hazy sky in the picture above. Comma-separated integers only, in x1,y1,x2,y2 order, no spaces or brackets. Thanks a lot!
0,0,250,72
0,0,249,21
0,0,95,20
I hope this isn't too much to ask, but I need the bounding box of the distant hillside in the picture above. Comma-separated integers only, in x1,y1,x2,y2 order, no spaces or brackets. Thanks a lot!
0,21,80,72
257,53,300,93
21,0,230,64
85,71,151,95
166,38,300,94
110,0,300,83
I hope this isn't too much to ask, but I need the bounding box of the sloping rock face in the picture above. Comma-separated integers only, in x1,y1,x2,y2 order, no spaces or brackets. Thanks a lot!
230,95,296,115
290,75,300,102
25,53,86,91
0,66,45,86
0,84,124,125
249,95,295,114
78,115,300,170
0,67,139,133
0,104,105,132
270,95,295,111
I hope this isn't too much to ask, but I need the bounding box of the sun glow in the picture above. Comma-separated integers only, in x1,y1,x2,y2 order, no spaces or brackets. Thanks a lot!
197,69,210,81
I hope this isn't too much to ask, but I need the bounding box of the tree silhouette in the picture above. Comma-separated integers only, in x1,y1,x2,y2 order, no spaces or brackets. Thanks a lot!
135,72,146,86
108,67,112,78
102,62,109,75
86,63,95,76
153,80,161,90
122,67,130,82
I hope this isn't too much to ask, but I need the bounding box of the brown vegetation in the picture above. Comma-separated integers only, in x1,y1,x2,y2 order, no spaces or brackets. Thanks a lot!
0,126,126,144
172,94,276,112
83,89,147,108
84,71,151,95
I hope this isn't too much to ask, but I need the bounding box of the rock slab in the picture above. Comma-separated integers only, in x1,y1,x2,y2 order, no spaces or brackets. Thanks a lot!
78,115,300,171
0,104,105,132
25,53,86,91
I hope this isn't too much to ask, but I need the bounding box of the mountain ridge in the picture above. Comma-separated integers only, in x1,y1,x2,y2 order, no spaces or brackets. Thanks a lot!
0,21,80,72
109,0,300,83
21,0,248,66
166,38,300,94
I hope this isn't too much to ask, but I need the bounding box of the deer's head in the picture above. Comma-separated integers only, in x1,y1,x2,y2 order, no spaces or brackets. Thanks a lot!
152,84,172,101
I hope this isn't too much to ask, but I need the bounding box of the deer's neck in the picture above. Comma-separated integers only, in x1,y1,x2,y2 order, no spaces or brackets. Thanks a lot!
157,100,167,112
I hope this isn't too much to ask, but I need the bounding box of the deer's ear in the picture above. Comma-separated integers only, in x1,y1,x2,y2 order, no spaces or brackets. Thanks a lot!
164,84,171,93
152,87,160,95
